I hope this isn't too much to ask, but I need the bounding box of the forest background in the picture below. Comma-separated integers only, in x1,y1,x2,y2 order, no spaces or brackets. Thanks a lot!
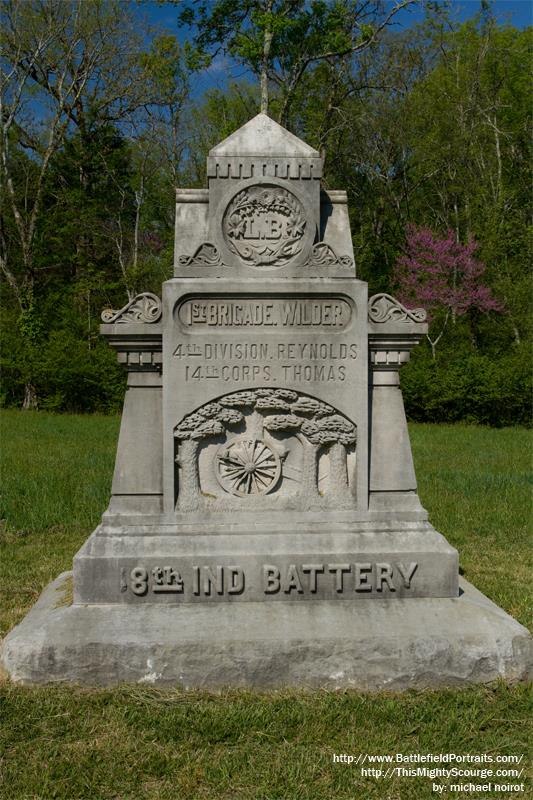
1,0,531,426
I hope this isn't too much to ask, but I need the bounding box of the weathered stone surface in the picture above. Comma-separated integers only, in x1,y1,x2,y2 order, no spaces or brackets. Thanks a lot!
2,573,531,689
73,525,458,604
162,280,369,515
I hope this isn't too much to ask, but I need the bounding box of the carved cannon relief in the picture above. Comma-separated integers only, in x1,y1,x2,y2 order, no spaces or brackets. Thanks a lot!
174,388,357,512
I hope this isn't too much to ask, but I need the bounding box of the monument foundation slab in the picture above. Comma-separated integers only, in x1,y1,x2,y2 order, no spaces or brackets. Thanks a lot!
2,572,530,689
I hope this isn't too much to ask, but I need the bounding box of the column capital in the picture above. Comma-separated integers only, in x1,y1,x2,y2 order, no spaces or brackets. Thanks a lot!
368,333,425,370
100,293,162,373
368,293,427,370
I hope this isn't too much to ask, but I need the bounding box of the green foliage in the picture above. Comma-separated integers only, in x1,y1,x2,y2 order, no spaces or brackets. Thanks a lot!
0,5,530,424
402,343,532,427
1,292,125,413
140,34,189,102
178,1,414,119
182,83,260,185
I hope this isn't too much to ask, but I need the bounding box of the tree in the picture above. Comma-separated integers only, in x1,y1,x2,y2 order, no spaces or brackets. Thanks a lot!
174,403,244,510
288,6,445,289
0,0,189,407
178,0,415,121
264,395,337,499
394,224,503,358
139,34,190,190
401,13,531,345
182,82,260,187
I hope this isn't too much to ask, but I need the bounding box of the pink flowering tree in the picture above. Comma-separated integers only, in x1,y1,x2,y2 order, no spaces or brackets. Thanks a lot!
394,225,503,358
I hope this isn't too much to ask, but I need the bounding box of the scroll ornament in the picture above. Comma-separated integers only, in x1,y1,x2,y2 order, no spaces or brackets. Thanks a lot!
101,292,162,324
368,293,427,324
178,243,226,268
308,242,353,268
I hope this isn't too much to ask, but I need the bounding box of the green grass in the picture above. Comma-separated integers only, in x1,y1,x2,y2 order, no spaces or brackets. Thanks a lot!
0,411,118,637
0,683,531,800
410,424,532,627
0,411,532,800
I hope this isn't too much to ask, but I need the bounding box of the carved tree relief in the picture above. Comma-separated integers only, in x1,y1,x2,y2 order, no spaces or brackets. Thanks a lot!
174,389,357,511
174,405,243,511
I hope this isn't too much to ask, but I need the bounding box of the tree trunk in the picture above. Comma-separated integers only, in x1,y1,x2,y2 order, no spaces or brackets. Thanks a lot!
493,115,502,200
260,1,274,115
452,199,460,324
177,438,200,511
297,436,320,498
327,442,351,501
248,410,264,440
22,382,37,410
427,309,450,359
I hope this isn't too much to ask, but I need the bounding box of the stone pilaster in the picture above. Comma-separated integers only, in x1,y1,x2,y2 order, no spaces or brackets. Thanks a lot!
100,295,163,516
367,294,428,516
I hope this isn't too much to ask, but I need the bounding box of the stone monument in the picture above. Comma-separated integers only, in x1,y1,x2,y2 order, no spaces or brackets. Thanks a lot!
2,115,531,688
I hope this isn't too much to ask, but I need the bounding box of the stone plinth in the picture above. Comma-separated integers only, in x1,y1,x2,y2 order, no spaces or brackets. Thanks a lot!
73,524,459,604
2,573,530,689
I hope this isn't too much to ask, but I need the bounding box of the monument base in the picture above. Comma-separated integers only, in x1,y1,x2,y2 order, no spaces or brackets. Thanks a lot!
73,521,459,603
1,572,531,689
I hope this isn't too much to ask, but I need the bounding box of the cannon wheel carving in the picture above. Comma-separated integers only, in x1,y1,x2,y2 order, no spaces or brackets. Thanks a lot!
215,438,281,496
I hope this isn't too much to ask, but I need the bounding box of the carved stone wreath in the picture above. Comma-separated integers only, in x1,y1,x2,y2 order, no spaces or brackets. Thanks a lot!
223,185,306,267
215,438,281,496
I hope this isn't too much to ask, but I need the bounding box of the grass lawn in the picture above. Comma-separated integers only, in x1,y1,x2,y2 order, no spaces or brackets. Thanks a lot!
0,410,531,800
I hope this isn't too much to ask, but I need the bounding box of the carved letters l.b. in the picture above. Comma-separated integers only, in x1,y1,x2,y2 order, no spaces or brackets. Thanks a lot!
223,185,307,267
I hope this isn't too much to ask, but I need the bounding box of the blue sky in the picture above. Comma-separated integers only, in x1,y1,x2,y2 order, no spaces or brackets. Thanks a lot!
140,1,532,33
135,1,532,96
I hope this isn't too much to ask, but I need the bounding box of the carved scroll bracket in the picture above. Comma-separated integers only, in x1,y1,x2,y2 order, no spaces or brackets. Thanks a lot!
368,293,426,324
177,240,353,273
101,292,162,324
178,243,226,269
100,293,162,373
307,242,353,269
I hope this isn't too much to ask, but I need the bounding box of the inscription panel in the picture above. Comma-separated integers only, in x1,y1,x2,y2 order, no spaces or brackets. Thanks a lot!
174,294,357,386
120,560,420,601
174,340,358,384
177,296,353,331
163,280,368,514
